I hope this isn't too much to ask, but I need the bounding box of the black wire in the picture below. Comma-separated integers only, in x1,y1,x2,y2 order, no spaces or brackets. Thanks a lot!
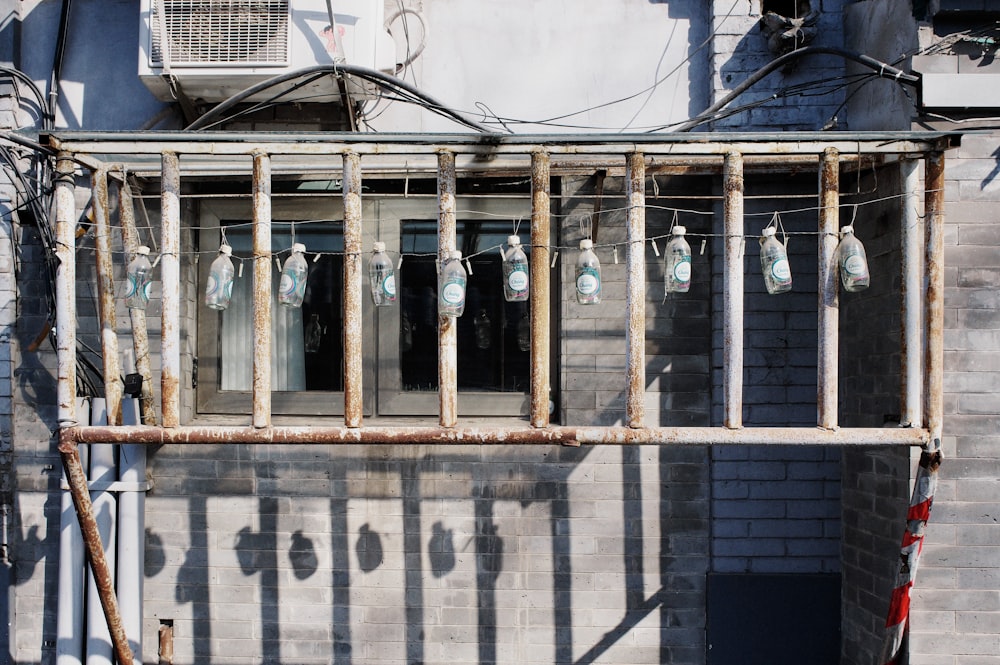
672,46,920,132
0,66,52,128
186,64,492,132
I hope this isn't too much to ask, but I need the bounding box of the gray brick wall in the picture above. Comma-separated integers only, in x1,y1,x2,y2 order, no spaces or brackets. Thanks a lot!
905,134,1000,665
708,174,841,575
142,443,710,665
709,0,849,132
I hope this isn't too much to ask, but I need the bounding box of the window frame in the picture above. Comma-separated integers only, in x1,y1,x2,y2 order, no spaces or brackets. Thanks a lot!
196,192,557,419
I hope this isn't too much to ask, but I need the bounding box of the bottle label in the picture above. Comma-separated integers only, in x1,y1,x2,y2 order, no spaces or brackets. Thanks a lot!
843,253,865,276
442,279,466,304
383,274,397,298
508,268,528,292
577,268,600,295
771,258,791,282
206,273,220,297
673,258,691,282
279,272,297,297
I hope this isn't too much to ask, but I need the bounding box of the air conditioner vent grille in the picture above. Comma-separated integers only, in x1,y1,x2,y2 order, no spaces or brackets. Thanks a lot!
151,0,291,66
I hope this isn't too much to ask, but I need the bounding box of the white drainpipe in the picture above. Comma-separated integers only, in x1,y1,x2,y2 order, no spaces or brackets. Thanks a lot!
86,399,115,665
56,397,90,665
118,398,145,664
60,397,147,665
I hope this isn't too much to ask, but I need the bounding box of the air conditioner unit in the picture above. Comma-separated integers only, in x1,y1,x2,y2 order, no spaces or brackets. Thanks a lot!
138,0,397,103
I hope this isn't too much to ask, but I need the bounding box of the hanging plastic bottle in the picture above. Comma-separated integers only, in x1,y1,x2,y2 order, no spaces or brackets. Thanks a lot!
575,238,601,304
837,225,870,292
278,242,309,308
474,309,492,349
205,244,235,310
760,227,792,294
502,235,529,302
125,245,153,310
664,225,692,293
369,241,397,306
438,250,467,317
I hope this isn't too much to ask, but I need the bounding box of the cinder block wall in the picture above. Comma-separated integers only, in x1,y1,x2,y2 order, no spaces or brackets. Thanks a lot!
838,165,911,663
905,132,1000,665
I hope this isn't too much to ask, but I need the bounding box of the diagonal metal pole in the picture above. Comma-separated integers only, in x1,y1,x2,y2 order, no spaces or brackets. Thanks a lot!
59,440,135,665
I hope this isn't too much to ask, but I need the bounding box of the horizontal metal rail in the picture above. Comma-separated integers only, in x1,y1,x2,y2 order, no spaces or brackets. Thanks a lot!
60,425,930,447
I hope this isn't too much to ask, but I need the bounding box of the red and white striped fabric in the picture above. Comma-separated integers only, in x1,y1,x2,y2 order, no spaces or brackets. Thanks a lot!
880,448,942,665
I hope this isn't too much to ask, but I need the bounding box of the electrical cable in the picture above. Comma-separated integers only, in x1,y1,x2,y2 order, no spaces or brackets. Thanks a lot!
672,46,920,132
0,66,52,128
185,64,492,132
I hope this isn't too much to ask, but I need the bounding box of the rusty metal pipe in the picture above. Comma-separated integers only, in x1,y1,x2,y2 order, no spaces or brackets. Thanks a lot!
817,148,839,430
55,154,78,427
924,152,945,448
342,152,363,427
93,167,124,426
160,153,181,427
58,441,135,665
118,177,158,425
60,424,929,447
723,152,744,429
625,153,646,428
900,159,922,428
252,152,272,428
530,152,551,427
437,152,458,427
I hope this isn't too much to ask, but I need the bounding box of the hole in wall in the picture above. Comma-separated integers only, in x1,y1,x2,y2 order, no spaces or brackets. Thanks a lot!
761,0,812,18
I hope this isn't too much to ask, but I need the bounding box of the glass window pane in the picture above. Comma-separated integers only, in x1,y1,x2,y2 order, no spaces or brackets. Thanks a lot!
398,220,531,394
218,221,345,392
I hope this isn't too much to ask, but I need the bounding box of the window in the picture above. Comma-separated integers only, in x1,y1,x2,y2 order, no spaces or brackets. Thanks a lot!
196,182,555,418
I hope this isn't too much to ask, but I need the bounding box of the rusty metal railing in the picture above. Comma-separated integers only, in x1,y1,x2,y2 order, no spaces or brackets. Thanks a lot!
43,131,957,663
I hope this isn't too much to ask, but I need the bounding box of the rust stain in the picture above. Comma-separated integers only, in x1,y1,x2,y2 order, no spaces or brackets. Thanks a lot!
722,152,744,429
160,152,181,428
437,152,458,427
117,176,158,426
817,148,840,430
625,152,645,429
924,151,946,443
252,152,272,428
343,152,364,427
60,424,929,447
58,441,135,665
530,151,551,427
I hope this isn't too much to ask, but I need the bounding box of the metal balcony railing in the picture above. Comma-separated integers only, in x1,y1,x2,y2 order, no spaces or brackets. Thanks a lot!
41,130,957,665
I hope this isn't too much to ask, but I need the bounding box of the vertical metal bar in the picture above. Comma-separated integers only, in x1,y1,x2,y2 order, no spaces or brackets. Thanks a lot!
252,151,272,428
342,152,363,427
93,167,123,426
160,153,181,427
924,151,945,448
625,152,646,428
437,152,458,427
817,148,839,430
900,159,922,427
57,441,135,665
55,154,78,428
530,151,551,427
118,177,159,426
723,152,744,429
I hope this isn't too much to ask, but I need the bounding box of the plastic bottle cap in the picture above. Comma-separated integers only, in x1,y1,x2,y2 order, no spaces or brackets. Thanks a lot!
507,235,521,246
292,243,306,253
219,244,232,256
373,241,386,252
761,227,776,238
580,239,593,249
136,245,150,255
673,226,686,236
840,225,854,234
450,250,462,260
